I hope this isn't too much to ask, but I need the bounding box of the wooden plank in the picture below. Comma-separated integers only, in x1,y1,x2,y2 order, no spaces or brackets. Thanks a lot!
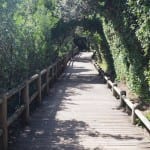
37,73,42,104
7,105,25,127
104,76,109,81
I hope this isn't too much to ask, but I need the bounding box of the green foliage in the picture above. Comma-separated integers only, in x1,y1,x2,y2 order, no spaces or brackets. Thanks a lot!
81,17,116,78
0,0,149,103
0,0,61,92
76,0,149,100
99,0,150,100
92,32,107,72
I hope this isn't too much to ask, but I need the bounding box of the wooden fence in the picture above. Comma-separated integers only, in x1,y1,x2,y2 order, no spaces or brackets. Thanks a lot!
93,61,150,134
0,49,79,150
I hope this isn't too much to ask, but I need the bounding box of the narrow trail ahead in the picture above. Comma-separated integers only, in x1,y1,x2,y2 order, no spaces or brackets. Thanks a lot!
9,52,149,150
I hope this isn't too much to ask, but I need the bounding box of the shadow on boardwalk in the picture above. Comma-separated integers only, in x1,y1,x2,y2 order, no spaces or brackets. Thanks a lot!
8,60,102,150
8,52,149,150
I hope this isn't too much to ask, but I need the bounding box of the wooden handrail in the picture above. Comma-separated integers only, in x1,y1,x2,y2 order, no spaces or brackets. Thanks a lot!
29,74,39,83
93,59,150,134
30,91,38,103
107,80,113,89
41,69,47,75
5,84,25,100
123,97,134,110
7,106,25,127
0,49,78,150
135,110,150,131
113,86,120,96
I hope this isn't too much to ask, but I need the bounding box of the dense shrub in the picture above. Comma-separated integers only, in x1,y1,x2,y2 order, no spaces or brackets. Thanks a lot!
0,0,74,93
77,0,150,100
100,0,150,100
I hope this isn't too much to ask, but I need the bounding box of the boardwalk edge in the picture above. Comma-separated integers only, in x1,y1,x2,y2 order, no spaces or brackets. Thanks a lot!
92,59,150,135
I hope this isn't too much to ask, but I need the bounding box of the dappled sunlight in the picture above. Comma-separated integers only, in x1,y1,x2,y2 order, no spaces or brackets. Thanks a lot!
8,52,149,150
1,0,149,149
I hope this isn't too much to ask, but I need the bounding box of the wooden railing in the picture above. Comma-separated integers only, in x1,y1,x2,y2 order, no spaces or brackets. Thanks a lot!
0,49,79,150
93,61,150,134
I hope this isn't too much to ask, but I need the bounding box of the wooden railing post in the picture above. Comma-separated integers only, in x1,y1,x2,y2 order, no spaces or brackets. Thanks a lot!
125,105,131,114
0,95,8,150
57,61,60,76
22,80,30,123
65,57,67,67
131,104,139,125
120,91,126,107
112,83,117,97
71,50,73,58
55,63,58,79
131,106,136,125
106,77,111,88
62,57,66,70
50,67,53,83
46,68,50,95
37,72,42,104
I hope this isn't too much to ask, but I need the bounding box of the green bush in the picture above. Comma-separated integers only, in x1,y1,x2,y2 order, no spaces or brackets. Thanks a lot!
98,0,150,100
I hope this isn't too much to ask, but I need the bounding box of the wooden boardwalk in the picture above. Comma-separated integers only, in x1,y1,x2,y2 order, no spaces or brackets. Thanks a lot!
8,52,149,150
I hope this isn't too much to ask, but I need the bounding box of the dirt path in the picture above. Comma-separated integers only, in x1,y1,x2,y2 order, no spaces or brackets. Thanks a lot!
9,52,149,150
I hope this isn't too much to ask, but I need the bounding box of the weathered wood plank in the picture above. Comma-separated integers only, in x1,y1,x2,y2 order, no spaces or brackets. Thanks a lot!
8,52,149,150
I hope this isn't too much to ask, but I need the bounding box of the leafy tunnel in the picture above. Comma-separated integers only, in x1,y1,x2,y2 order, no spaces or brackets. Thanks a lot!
0,0,149,102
